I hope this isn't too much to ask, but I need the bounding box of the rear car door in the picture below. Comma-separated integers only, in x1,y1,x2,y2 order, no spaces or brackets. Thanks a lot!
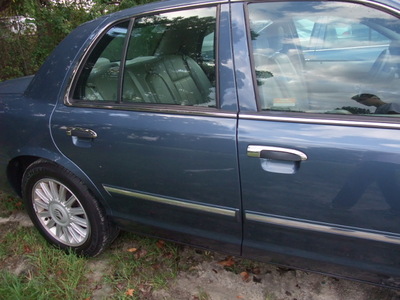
51,4,242,253
235,1,400,285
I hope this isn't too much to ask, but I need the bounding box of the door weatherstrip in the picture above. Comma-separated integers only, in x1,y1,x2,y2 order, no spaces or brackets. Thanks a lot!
246,212,400,245
104,185,237,217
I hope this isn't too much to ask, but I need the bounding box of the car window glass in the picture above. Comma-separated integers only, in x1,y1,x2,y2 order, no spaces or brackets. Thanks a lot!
293,18,316,48
122,7,216,106
73,22,129,101
249,2,400,116
323,19,390,49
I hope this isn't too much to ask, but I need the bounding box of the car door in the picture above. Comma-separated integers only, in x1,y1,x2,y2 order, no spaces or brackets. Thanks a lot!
235,1,400,284
51,4,242,253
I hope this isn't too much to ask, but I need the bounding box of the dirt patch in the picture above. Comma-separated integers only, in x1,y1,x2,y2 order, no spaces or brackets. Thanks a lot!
152,254,400,300
2,211,400,300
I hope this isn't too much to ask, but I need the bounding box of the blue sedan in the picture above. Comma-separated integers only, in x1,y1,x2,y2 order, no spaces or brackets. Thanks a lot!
1,0,400,288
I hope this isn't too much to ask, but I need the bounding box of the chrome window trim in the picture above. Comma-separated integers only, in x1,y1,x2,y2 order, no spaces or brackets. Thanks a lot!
246,212,400,245
67,102,237,118
64,2,223,108
240,113,400,130
236,0,400,16
104,185,238,218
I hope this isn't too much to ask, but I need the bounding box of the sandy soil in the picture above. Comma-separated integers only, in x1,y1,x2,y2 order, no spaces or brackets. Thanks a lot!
2,212,400,300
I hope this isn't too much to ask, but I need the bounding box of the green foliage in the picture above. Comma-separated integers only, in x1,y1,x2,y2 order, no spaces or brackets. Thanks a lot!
0,0,158,82
0,191,23,218
0,228,90,299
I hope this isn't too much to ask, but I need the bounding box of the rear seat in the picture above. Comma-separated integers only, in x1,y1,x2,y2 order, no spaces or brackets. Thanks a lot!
89,55,214,106
124,55,213,105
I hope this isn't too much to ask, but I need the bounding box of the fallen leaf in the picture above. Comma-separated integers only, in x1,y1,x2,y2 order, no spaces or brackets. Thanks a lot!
134,248,148,259
156,240,165,249
218,256,235,267
240,271,250,282
163,252,174,259
127,247,138,253
125,289,135,297
23,245,32,253
139,284,152,297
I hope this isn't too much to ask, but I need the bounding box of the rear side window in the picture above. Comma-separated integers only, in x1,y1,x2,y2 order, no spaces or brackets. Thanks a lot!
249,2,400,117
72,7,217,107
122,8,216,106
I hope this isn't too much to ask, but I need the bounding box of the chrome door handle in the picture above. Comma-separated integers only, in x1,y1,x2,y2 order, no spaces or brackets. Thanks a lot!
65,127,97,139
247,145,307,161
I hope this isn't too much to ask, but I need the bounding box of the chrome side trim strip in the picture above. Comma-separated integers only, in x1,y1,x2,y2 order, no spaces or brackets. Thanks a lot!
104,185,237,217
246,212,400,245
240,113,400,130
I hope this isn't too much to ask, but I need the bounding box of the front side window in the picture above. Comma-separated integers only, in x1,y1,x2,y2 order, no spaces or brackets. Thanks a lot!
249,2,400,116
73,7,217,107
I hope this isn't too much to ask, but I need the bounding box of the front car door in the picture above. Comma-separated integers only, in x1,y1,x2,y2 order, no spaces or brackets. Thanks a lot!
51,3,242,253
235,0,400,285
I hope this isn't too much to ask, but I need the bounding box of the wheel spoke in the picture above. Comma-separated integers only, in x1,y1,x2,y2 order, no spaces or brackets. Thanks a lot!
38,211,51,219
69,207,85,216
69,224,86,243
71,216,88,228
40,182,53,202
49,181,59,201
34,199,49,211
62,226,72,243
64,195,76,208
58,185,66,202
35,189,50,204
56,223,63,238
46,218,56,229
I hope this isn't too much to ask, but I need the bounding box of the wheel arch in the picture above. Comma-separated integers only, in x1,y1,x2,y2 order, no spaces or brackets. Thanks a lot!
6,153,112,215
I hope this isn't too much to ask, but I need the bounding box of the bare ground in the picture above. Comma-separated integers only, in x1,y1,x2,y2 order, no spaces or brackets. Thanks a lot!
1,211,400,300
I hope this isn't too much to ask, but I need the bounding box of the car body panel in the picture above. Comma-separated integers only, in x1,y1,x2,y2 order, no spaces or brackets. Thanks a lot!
231,0,400,285
2,0,400,288
51,106,242,252
49,1,242,253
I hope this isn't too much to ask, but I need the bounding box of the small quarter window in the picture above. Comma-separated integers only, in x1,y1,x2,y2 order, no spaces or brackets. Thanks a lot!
73,22,129,101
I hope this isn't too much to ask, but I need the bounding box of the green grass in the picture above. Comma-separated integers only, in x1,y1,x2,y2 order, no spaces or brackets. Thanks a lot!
0,227,90,299
0,186,211,300
0,191,24,217
0,191,268,299
0,226,187,299
102,232,182,298
0,192,192,299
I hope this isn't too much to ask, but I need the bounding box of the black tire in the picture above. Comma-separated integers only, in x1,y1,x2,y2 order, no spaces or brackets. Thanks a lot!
22,160,119,257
